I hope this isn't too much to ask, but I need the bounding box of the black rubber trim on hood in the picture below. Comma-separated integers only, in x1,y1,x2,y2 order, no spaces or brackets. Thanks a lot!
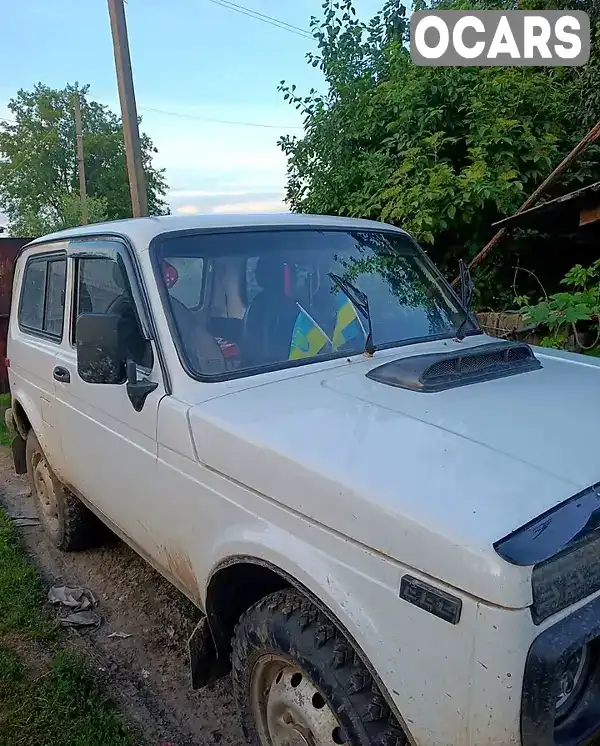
496,482,600,626
494,482,600,567
365,340,541,393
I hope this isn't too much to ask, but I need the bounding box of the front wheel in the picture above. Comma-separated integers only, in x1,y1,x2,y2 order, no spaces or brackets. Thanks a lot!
232,589,407,746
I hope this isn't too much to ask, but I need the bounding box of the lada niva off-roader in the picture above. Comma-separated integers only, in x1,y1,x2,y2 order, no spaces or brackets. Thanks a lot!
5,214,600,746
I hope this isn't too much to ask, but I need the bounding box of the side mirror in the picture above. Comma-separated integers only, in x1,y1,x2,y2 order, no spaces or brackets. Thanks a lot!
76,313,126,384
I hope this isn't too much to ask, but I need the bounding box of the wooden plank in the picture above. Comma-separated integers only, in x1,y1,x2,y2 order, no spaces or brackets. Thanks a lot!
580,203,600,226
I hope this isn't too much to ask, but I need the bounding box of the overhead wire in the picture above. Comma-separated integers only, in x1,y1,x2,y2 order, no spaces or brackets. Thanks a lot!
0,2,310,142
138,106,301,129
204,0,313,39
141,0,311,125
1,108,301,132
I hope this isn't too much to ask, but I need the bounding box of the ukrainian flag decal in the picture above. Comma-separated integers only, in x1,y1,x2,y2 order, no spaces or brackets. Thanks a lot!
332,293,365,350
289,306,330,360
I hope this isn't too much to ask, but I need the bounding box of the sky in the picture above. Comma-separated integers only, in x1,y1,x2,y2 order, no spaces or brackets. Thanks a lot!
1,0,384,222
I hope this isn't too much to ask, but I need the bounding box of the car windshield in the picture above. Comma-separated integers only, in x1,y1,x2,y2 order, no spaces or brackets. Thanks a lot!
152,228,479,378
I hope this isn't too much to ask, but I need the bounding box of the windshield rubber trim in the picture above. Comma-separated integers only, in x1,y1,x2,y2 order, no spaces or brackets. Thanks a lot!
148,227,483,384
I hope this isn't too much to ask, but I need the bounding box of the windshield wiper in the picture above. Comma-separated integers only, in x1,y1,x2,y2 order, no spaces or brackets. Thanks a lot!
328,272,376,356
455,259,475,342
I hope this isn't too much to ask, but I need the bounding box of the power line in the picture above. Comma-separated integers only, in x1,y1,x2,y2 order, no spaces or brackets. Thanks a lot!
139,105,302,129
1,107,301,132
205,0,313,39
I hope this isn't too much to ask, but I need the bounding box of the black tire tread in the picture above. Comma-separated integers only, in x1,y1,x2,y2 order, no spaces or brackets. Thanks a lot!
57,486,97,551
232,588,408,746
26,430,97,551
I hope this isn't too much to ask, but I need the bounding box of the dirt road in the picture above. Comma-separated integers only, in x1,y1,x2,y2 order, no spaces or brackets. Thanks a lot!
0,449,244,746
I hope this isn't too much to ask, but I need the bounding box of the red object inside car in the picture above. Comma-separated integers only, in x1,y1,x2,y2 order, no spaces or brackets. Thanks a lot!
163,262,179,288
284,263,292,297
215,338,241,359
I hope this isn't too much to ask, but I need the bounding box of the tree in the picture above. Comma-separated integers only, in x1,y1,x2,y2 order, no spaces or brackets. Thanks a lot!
9,194,110,238
0,83,169,236
279,0,600,306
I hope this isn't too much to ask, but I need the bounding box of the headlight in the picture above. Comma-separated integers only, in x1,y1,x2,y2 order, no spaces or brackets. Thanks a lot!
494,482,600,624
555,644,592,720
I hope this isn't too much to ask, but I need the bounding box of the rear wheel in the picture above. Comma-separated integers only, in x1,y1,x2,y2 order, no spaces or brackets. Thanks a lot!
26,431,97,551
232,588,407,746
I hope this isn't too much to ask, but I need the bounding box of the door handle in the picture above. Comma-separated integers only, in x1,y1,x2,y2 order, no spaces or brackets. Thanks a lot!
53,366,71,384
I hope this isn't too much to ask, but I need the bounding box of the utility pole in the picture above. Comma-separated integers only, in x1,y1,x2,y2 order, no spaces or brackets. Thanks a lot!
107,0,148,217
72,93,88,225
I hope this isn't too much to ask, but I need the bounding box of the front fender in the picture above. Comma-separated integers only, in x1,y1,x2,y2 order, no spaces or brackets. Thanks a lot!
203,522,480,746
207,523,383,649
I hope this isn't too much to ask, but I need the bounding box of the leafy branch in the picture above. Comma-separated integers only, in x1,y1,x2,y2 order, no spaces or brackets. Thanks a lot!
519,259,600,352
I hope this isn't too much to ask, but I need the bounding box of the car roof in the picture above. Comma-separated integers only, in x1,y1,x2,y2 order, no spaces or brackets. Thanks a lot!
26,213,408,252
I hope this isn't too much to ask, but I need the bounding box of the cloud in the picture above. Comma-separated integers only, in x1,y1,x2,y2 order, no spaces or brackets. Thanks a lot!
142,110,291,215
0,98,294,222
169,189,248,199
175,204,201,215
213,199,286,214
168,188,288,216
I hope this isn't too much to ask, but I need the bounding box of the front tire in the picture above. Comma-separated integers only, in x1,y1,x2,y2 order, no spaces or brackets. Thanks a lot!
232,588,407,746
26,430,96,551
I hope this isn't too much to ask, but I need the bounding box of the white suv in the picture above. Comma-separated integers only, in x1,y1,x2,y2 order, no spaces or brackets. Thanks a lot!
6,214,600,746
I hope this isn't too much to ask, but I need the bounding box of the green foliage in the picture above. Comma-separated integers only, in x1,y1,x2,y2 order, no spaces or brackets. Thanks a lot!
0,647,137,745
0,510,137,745
520,259,600,351
9,194,110,238
0,510,54,640
0,393,12,448
0,83,169,236
279,0,600,305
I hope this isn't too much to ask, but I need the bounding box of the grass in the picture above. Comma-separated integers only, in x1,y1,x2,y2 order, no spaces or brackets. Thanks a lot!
0,393,12,449
0,511,139,745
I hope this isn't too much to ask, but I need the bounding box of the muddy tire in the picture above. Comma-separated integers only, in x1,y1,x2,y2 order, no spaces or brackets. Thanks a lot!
231,588,408,746
26,430,96,551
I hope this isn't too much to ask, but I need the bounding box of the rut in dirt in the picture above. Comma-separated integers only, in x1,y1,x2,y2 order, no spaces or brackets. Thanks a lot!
0,450,245,746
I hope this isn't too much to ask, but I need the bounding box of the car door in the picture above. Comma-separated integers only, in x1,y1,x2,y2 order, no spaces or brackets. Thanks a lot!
8,246,69,476
53,238,167,560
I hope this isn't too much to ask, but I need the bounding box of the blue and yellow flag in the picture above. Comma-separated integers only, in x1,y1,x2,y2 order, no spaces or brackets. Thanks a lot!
332,293,365,350
289,306,331,360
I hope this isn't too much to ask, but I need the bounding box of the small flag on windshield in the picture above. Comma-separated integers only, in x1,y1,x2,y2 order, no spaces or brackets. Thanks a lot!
332,293,365,350
289,305,331,360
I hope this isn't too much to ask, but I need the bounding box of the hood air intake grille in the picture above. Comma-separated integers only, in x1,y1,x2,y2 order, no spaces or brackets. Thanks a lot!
366,341,541,393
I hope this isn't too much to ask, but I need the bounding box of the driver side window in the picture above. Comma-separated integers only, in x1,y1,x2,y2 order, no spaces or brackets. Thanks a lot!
73,256,153,370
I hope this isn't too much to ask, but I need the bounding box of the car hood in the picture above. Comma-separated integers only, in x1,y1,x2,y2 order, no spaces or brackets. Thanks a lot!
188,337,600,608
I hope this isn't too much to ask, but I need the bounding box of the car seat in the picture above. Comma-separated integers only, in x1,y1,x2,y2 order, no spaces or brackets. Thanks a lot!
243,256,300,366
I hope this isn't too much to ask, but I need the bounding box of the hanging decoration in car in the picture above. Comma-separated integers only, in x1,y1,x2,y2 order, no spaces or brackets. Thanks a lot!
163,261,179,289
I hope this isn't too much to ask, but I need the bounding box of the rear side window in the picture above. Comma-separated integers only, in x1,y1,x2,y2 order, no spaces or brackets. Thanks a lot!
163,257,204,309
19,254,67,340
